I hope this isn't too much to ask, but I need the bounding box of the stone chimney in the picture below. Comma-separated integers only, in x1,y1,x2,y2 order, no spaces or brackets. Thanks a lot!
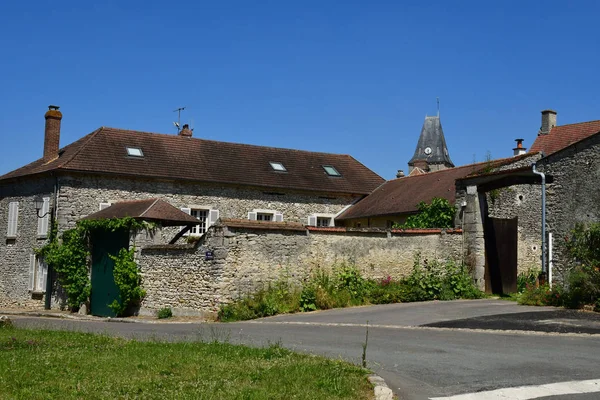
396,170,405,178
43,105,62,163
513,138,526,156
179,124,192,137
540,109,557,135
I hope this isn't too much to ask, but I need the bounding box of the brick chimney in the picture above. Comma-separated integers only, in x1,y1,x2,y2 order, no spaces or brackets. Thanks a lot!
179,124,192,137
43,105,62,163
540,109,557,135
513,138,526,156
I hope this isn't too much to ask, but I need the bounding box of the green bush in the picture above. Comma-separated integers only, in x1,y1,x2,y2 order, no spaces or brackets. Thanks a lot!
517,268,540,293
157,307,173,319
518,283,563,307
218,258,484,322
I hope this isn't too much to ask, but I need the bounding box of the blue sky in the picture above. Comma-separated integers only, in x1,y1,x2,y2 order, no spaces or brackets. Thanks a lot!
1,1,599,179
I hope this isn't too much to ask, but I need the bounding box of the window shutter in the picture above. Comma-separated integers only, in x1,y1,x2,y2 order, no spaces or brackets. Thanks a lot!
99,202,111,210
274,213,283,222
329,218,335,227
7,202,18,238
180,207,191,215
37,197,50,236
40,259,48,292
308,216,317,226
248,212,257,220
209,209,220,227
28,255,35,291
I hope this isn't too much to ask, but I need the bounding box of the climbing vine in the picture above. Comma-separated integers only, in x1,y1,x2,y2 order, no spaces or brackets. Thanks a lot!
109,247,146,316
37,217,155,313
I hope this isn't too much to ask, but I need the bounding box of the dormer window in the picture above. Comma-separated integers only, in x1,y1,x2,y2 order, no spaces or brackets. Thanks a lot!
126,147,143,157
323,165,341,177
269,162,287,172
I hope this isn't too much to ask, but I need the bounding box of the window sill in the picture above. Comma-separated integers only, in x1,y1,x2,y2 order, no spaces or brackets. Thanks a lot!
37,235,48,240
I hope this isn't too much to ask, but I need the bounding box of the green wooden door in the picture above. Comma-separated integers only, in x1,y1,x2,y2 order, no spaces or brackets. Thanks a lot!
90,229,129,317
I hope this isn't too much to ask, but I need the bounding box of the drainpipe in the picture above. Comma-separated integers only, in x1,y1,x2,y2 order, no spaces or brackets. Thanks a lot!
44,173,59,310
531,163,546,278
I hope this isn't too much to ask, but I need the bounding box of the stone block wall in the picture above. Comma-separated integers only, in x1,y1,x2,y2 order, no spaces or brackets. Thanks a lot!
136,224,463,317
0,177,59,308
541,133,600,279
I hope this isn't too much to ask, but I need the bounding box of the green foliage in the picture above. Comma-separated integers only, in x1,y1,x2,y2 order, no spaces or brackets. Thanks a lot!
157,307,173,319
518,224,600,311
517,268,540,293
218,258,484,322
38,226,91,309
394,197,455,229
109,248,146,317
518,283,563,307
37,218,153,312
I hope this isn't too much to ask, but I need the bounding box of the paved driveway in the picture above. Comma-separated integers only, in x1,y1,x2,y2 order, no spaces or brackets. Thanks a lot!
9,299,600,399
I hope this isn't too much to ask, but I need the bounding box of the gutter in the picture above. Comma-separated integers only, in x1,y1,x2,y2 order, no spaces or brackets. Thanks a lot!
531,163,547,278
45,173,59,310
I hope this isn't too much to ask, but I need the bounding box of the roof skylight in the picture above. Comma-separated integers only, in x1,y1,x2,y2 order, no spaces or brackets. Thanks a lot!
323,165,341,177
270,162,287,172
126,147,144,157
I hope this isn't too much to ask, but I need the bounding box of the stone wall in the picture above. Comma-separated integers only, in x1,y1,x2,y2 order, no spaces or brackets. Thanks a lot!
0,177,61,308
56,174,357,232
0,172,360,310
541,133,600,279
136,223,463,317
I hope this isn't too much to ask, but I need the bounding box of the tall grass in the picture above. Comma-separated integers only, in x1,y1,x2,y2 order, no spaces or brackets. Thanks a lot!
219,257,483,322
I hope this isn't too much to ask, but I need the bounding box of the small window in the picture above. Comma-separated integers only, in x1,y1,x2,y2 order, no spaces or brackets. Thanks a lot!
269,162,287,172
257,213,273,221
317,217,332,227
190,209,209,235
323,165,341,176
126,147,144,157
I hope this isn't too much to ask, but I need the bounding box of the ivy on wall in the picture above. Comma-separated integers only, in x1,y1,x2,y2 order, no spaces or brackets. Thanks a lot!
38,217,154,313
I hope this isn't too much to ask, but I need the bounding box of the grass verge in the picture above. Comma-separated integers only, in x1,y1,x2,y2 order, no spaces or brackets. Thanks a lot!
0,327,373,400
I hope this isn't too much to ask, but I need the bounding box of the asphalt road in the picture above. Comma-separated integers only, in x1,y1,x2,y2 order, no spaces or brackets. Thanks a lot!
8,299,600,400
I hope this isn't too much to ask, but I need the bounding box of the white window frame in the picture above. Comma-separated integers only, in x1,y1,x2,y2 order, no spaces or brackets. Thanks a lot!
7,201,19,238
37,197,50,237
307,213,336,227
181,206,219,236
29,254,48,293
248,209,283,222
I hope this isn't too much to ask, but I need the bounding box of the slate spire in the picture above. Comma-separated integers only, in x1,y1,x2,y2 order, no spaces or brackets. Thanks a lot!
408,115,454,173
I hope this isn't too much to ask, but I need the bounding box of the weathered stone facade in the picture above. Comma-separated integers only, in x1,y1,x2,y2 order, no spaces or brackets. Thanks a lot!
0,172,359,309
137,224,463,317
540,133,600,279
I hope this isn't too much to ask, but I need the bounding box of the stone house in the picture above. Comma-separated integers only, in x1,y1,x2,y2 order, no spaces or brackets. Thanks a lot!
0,106,384,310
457,110,600,291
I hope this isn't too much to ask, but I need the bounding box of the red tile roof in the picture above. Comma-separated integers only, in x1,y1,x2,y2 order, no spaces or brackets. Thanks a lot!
530,120,600,156
337,154,534,220
0,127,384,195
81,198,200,226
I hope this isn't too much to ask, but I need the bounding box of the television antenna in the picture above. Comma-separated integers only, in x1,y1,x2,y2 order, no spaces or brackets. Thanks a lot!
173,107,186,133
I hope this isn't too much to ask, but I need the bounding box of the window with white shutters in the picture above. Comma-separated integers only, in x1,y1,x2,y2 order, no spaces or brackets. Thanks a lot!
182,207,219,236
29,254,48,292
249,210,282,222
37,197,50,237
7,201,19,238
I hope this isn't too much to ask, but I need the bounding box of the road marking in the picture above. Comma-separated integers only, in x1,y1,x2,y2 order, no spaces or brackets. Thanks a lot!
429,378,600,399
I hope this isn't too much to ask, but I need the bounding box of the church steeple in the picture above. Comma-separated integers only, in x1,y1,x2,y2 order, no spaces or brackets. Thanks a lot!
408,115,454,174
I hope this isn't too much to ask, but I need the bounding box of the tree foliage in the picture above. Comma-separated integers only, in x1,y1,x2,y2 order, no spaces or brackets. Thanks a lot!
394,197,455,229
